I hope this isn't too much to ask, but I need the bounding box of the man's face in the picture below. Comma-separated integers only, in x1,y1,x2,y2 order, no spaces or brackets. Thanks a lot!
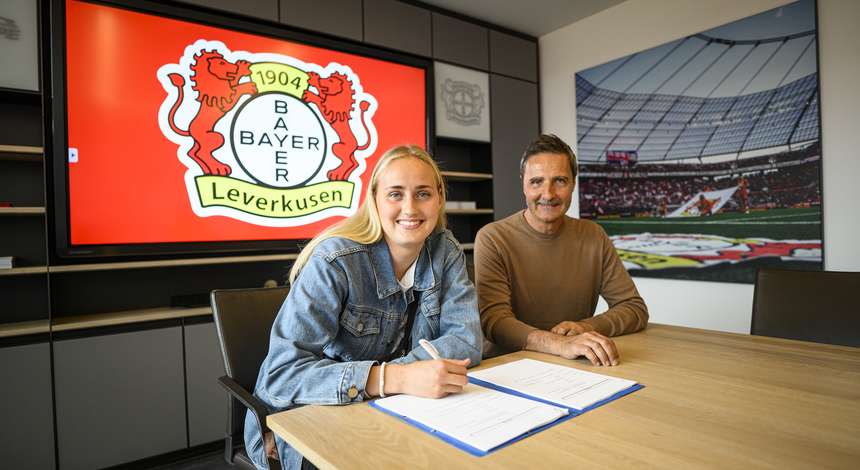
522,152,575,230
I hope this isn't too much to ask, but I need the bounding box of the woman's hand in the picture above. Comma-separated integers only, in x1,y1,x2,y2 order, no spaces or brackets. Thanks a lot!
387,358,470,398
264,431,279,460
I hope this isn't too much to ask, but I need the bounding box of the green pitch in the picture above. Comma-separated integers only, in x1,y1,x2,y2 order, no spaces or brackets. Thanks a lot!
594,207,822,240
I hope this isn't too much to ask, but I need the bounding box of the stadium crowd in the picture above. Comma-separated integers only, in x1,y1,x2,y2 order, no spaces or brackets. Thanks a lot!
579,146,821,218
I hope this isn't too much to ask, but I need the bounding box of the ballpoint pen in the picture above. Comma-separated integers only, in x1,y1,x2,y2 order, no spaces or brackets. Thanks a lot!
418,338,443,360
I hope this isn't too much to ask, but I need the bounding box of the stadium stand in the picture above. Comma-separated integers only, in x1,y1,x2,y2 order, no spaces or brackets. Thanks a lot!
579,144,821,218
576,35,819,163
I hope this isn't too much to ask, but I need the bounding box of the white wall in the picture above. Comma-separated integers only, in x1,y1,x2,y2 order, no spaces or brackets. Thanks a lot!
540,0,860,333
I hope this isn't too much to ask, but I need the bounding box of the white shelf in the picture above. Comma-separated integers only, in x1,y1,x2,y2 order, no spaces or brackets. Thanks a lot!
0,266,48,276
446,208,494,215
0,207,46,216
52,306,213,332
0,320,50,338
440,171,493,182
461,243,474,251
0,144,43,155
49,253,299,273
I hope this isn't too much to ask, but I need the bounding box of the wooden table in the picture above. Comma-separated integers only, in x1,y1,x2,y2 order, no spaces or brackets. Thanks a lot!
267,324,860,469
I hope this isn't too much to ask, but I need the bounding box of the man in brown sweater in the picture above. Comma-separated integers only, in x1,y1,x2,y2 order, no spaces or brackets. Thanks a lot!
475,134,648,366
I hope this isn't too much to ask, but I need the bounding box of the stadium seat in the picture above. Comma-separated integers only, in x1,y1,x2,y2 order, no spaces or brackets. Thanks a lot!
751,268,860,347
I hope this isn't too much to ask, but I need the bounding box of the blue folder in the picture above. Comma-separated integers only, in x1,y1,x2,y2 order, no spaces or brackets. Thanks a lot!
370,376,644,457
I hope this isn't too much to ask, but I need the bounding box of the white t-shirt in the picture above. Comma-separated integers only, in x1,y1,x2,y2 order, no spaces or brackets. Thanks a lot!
397,259,418,290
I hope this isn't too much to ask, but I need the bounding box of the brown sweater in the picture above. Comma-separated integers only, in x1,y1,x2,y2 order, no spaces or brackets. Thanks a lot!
475,211,648,351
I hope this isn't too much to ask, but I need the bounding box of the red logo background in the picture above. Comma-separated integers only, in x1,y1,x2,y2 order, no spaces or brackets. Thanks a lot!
65,0,426,245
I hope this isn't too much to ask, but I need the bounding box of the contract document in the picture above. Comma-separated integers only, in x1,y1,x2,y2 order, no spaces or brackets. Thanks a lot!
371,358,641,456
469,358,639,410
372,383,568,453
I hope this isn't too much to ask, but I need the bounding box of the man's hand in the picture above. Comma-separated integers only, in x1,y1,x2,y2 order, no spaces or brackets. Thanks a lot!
550,321,594,336
554,331,619,366
526,330,619,366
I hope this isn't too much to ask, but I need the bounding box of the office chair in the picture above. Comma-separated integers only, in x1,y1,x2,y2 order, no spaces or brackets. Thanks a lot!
751,268,860,347
211,286,290,470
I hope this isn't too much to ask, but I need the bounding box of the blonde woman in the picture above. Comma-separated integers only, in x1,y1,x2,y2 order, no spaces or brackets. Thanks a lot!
245,145,483,470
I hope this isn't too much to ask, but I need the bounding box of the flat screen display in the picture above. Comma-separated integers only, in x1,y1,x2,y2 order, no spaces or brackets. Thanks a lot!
52,0,428,257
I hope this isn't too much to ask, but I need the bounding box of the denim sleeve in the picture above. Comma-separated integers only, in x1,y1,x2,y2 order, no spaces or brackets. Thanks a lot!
255,253,376,408
390,244,483,366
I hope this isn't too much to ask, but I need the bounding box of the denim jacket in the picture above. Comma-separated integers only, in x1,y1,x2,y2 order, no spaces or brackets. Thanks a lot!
245,228,483,469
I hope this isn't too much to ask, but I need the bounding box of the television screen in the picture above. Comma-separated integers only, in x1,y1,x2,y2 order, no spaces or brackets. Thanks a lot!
50,0,429,258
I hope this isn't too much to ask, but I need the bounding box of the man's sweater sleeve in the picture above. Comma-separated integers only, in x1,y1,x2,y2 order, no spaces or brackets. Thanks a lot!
474,228,536,351
580,228,649,336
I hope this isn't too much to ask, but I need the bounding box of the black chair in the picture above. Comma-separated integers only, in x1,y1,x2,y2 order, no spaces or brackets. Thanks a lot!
211,286,290,469
751,268,860,347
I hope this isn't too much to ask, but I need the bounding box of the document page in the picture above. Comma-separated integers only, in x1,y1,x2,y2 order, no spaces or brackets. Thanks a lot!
469,358,637,411
374,383,568,453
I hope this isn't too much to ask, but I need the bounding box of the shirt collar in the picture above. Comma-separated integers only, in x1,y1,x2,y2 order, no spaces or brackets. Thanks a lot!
368,232,439,299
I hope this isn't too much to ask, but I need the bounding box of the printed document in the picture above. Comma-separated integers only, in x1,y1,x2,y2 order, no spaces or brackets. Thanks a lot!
373,383,568,452
469,358,638,410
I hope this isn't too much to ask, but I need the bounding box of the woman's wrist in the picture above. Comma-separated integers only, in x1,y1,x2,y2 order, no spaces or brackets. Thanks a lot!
384,363,404,395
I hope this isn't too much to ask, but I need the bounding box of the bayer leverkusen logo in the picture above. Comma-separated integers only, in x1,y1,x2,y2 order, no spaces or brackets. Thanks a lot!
156,40,377,226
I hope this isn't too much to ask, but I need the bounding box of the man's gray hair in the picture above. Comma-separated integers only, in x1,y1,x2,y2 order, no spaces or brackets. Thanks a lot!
519,134,578,178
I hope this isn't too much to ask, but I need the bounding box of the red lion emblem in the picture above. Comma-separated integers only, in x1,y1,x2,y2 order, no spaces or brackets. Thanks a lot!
303,71,371,180
166,50,257,175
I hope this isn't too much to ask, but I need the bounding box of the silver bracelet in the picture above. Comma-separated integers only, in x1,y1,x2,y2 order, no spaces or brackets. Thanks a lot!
379,361,387,398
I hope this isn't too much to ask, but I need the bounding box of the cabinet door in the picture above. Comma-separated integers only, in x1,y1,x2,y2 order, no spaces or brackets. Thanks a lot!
489,31,538,82
280,0,363,42
364,0,431,57
491,75,540,219
174,0,278,21
54,326,186,470
432,13,489,70
185,321,228,446
0,342,54,470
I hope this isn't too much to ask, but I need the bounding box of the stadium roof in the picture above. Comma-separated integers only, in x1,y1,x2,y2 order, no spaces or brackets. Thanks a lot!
576,73,819,162
575,0,819,163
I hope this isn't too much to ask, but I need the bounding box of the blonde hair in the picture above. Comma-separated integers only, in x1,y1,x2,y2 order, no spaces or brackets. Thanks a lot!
289,145,447,284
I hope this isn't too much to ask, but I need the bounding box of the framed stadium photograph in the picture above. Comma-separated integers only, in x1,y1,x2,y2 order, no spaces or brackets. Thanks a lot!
575,0,823,284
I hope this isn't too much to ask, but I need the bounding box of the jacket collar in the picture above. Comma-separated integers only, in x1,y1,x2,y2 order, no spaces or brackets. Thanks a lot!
369,233,438,299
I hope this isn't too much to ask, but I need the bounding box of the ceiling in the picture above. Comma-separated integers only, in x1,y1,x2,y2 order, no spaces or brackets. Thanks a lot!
418,0,628,37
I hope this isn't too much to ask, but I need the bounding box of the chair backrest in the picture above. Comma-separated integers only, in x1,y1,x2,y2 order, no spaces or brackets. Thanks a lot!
751,268,860,347
211,286,290,391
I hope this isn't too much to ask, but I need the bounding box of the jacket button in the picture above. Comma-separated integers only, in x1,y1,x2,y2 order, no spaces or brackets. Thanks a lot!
347,386,359,399
356,323,364,332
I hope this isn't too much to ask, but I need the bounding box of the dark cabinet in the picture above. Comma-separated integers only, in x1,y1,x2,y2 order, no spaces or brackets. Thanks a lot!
185,320,229,446
54,326,187,470
489,30,538,82
432,13,489,70
491,75,540,219
364,0,432,57
174,0,278,21
0,342,54,470
280,0,363,42
434,139,493,244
